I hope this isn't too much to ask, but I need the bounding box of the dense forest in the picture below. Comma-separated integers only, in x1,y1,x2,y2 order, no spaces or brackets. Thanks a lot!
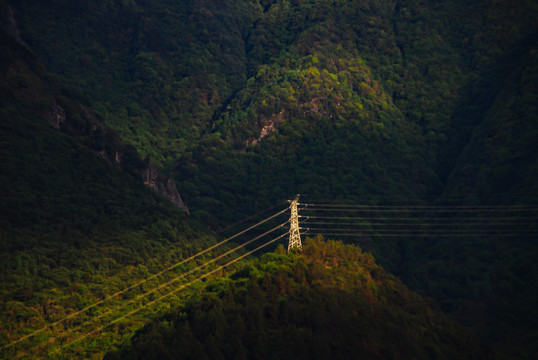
105,238,493,360
0,20,219,358
1,0,538,358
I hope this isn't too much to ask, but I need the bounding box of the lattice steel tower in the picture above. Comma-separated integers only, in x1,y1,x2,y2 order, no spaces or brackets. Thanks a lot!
288,196,302,252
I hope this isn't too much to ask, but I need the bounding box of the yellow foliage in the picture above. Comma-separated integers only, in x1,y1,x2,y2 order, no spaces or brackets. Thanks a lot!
306,66,321,78
358,82,375,96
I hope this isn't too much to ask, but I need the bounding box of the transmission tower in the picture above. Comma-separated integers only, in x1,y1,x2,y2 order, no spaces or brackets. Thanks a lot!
288,196,302,252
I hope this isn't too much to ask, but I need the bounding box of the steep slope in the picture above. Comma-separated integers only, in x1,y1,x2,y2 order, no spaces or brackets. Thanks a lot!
175,0,452,223
6,0,257,164
0,24,212,358
105,238,493,360
443,37,538,203
6,0,457,213
433,35,538,352
0,6,190,212
7,0,538,217
176,47,435,223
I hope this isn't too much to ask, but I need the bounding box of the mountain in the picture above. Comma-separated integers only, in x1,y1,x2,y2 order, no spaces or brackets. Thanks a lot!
2,0,538,358
105,238,493,360
0,14,216,358
7,0,538,217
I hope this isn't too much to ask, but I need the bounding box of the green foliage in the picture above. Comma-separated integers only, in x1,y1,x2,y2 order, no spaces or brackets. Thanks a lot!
0,105,214,357
3,0,538,358
175,38,439,226
8,0,260,164
0,28,217,358
107,238,493,360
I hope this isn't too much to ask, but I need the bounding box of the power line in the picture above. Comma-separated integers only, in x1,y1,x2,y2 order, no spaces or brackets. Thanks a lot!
302,225,537,232
303,228,538,234
301,221,537,226
56,231,290,355
55,221,289,342
1,207,289,352
29,221,289,357
300,202,537,239
303,232,538,237
301,215,538,221
301,207,538,213
298,194,538,203
6,198,536,357
302,203,538,209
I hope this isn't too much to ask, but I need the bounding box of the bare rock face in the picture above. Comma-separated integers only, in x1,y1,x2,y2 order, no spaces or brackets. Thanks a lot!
45,104,66,129
142,166,190,214
0,24,190,214
72,107,191,214
61,103,191,214
50,100,191,214
40,86,191,214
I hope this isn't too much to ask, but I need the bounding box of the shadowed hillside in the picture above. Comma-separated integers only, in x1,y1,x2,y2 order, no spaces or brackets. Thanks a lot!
0,22,215,359
2,0,538,357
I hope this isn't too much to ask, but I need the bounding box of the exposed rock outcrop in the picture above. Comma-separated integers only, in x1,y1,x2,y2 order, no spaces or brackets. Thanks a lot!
49,101,190,214
45,104,66,129
0,24,189,214
143,166,189,214
245,109,284,147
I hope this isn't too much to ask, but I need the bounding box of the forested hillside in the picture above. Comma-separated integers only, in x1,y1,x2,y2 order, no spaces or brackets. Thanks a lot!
105,238,493,360
8,0,538,219
0,20,217,358
2,0,538,358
